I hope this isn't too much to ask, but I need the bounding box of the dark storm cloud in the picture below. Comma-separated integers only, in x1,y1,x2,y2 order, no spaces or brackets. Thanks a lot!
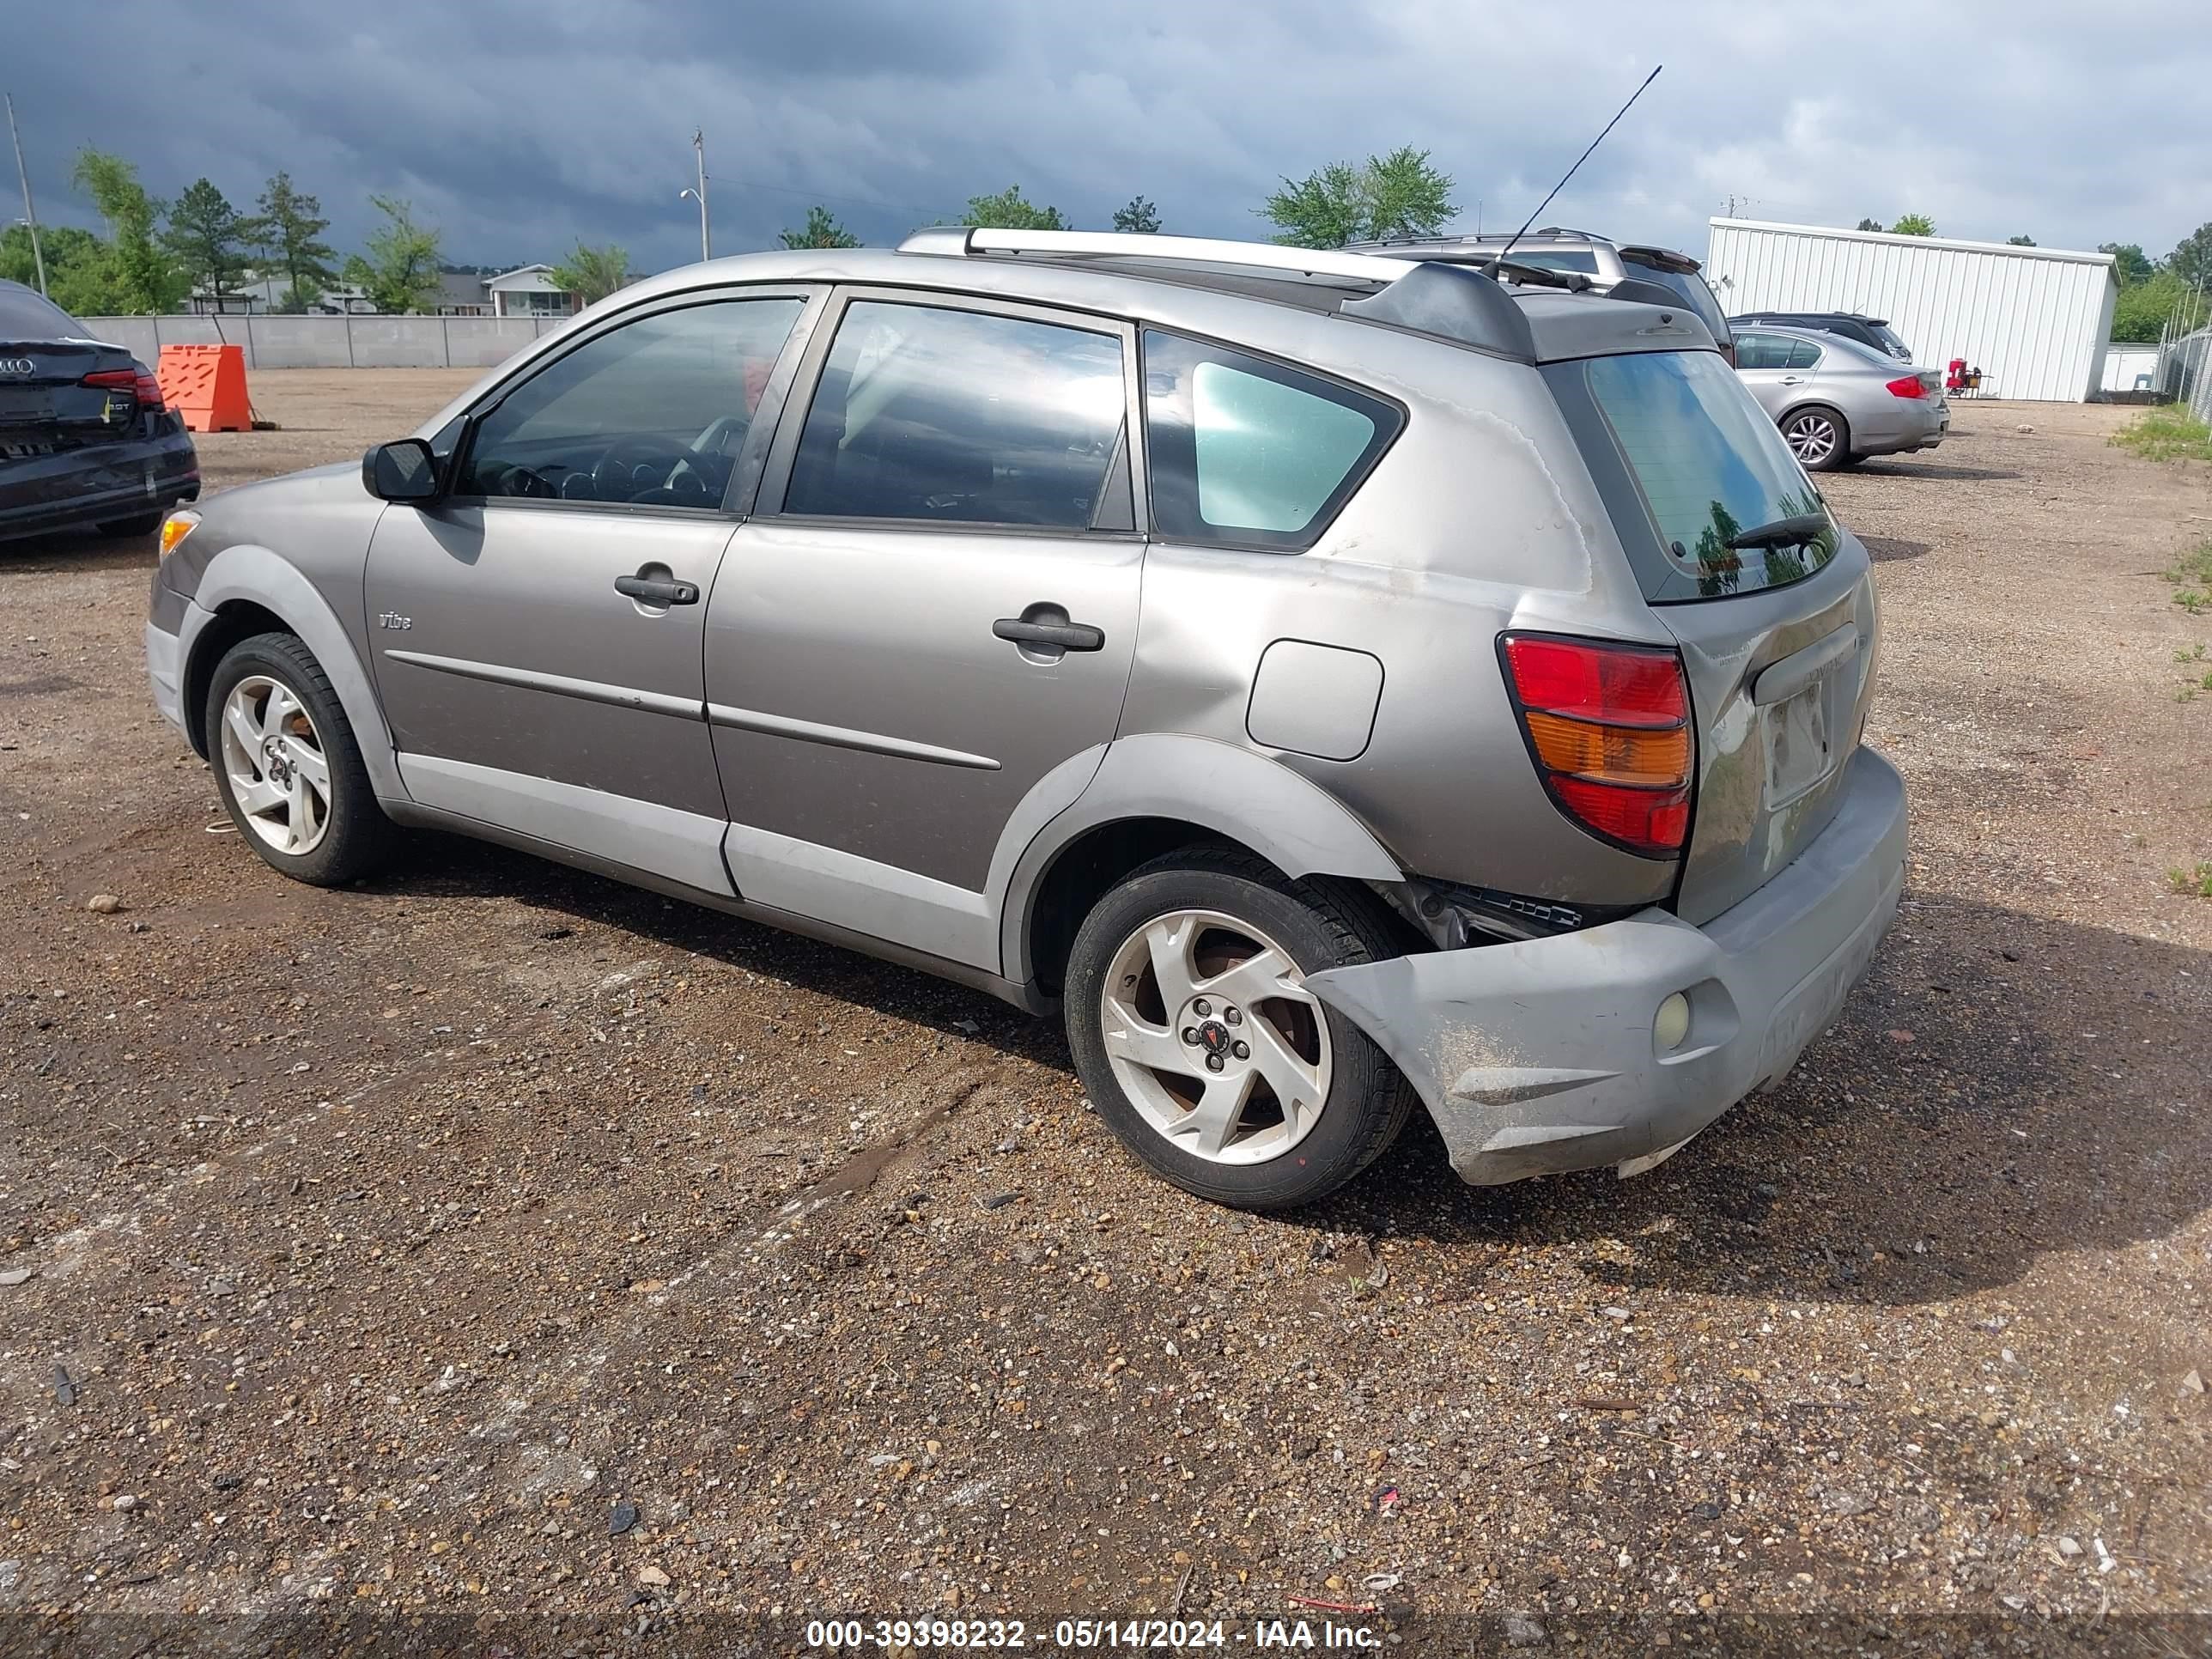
6,0,2208,279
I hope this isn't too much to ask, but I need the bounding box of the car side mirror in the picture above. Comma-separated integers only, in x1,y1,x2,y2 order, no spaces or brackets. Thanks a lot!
362,439,441,502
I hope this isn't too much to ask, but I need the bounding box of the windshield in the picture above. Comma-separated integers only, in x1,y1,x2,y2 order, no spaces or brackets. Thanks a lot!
0,285,82,340
1577,350,1838,601
1496,248,1600,274
1621,258,1731,343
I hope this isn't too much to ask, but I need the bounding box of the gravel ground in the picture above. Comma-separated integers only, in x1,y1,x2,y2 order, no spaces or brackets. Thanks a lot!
1,376,2208,1654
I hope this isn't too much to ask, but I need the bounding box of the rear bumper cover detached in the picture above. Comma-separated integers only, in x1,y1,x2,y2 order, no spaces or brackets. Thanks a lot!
1308,747,1908,1185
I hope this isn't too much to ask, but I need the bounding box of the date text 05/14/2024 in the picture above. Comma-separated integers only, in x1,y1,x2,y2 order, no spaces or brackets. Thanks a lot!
802,1617,1384,1650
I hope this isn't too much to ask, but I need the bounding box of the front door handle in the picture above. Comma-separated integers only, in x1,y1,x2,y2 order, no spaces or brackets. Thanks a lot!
615,573,699,605
994,616,1104,653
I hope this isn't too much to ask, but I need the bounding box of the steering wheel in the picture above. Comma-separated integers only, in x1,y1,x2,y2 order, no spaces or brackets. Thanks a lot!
487,463,556,499
691,413,751,458
590,439,689,501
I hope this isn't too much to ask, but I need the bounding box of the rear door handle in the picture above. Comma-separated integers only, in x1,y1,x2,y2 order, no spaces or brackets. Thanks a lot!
994,617,1104,652
615,573,699,605
1778,375,1806,386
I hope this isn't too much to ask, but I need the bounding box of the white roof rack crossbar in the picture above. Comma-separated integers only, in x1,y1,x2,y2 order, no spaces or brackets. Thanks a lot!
905,227,1417,285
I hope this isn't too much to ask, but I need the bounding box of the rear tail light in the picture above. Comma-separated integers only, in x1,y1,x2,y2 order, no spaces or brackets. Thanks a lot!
1501,633,1693,857
80,367,164,408
1884,375,1926,399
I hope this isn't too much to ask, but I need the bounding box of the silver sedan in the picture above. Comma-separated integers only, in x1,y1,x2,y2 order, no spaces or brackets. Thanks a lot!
1732,325,1948,471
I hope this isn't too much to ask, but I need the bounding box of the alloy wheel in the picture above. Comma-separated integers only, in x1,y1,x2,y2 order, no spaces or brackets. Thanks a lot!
1097,908,1333,1165
218,674,333,855
1784,411,1839,466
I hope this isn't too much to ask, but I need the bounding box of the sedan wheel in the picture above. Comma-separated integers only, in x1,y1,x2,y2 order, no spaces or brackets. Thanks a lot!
1099,908,1333,1166
219,674,333,855
1783,408,1846,471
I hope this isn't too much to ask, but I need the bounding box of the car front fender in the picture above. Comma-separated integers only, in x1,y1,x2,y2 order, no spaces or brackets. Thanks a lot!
180,543,406,803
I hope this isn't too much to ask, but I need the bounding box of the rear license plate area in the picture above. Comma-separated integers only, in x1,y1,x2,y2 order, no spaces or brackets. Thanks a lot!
1762,681,1832,807
0,387,55,426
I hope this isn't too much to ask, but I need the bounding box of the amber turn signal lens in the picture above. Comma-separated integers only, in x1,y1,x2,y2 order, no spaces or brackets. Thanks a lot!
157,510,198,558
1522,710,1691,788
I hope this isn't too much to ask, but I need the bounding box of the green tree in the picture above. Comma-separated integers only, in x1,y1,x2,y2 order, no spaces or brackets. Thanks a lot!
161,178,262,309
1855,217,1883,232
549,241,631,304
70,149,183,313
341,195,443,314
2006,234,2036,246
1889,213,1936,236
1261,147,1456,247
2168,222,2212,288
961,185,1068,231
255,171,335,311
778,206,860,249
1111,196,1161,234
0,223,124,314
2111,269,2194,344
2100,242,2154,287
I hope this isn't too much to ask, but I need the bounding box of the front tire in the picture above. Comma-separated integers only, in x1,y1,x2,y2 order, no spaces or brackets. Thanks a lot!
1063,849,1417,1210
204,632,392,886
1782,405,1850,472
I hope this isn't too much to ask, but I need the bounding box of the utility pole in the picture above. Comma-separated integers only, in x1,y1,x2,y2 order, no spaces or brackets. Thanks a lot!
5,92,46,296
681,129,712,263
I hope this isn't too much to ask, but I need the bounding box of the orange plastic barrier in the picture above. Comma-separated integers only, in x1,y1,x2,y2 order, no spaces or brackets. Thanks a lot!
155,343,252,433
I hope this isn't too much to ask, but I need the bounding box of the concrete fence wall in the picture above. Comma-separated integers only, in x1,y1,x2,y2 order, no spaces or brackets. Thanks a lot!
76,314,565,370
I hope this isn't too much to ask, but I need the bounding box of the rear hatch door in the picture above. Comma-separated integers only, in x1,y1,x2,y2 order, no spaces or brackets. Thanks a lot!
1547,347,1880,924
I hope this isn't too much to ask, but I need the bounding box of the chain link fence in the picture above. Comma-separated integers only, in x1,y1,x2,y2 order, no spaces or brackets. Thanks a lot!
2160,325,2212,423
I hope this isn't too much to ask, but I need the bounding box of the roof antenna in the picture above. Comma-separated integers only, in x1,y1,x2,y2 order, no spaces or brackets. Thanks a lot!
1491,64,1662,275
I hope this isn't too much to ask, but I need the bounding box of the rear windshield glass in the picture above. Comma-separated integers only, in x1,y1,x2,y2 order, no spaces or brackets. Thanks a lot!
1620,258,1731,343
0,286,82,340
1502,248,1600,275
1573,350,1837,601
1870,322,1911,357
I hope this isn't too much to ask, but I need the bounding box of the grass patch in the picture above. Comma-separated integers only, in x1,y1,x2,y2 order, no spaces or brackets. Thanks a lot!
2167,541,2212,612
2169,862,2212,898
2113,404,2212,464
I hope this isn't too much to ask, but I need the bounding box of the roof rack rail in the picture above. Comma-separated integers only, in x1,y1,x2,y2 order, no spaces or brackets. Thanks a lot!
899,227,1416,285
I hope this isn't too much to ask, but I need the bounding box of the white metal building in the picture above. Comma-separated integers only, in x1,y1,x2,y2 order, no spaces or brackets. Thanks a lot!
1705,219,2119,402
2100,342,2161,394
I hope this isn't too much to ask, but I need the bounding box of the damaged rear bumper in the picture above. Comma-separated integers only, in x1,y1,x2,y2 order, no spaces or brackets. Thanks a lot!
1308,747,1907,1185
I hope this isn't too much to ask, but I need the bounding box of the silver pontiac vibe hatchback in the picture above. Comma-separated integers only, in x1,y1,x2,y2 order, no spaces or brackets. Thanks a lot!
144,228,1907,1210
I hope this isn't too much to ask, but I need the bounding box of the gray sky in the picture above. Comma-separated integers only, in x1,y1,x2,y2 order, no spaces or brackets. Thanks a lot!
9,0,2208,276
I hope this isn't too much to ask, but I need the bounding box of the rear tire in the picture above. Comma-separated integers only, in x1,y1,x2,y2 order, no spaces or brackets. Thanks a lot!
1063,848,1417,1210
96,510,166,538
1782,405,1850,472
204,632,393,886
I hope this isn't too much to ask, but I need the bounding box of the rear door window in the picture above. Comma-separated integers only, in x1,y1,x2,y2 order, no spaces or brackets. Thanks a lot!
1142,331,1401,551
1784,338,1824,370
1733,333,1788,371
1556,349,1837,602
783,301,1128,531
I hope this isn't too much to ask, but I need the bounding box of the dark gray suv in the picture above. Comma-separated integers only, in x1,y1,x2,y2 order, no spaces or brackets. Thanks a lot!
145,229,1906,1209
